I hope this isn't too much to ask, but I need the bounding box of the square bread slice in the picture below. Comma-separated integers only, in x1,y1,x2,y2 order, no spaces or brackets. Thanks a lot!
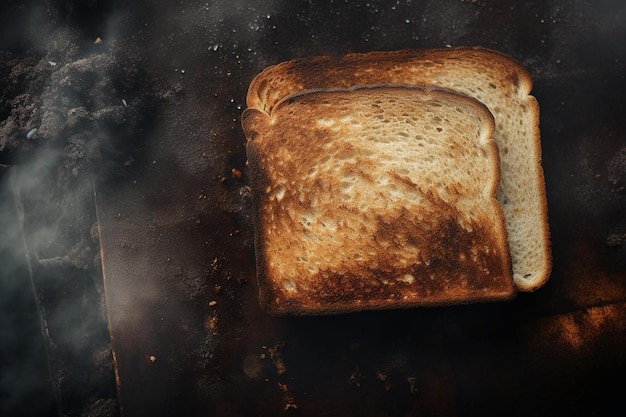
242,85,515,315
245,47,551,292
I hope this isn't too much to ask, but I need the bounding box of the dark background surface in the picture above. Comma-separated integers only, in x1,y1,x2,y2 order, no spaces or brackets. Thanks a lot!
1,1,625,416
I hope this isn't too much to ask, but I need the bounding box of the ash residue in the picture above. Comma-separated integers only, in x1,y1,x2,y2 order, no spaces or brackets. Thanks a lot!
0,52,51,158
1,27,150,174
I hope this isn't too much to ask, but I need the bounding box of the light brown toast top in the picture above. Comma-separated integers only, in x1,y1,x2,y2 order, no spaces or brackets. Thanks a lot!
242,86,515,315
245,47,551,292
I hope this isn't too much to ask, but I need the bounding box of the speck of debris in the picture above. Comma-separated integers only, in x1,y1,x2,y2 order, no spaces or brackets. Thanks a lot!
606,233,626,247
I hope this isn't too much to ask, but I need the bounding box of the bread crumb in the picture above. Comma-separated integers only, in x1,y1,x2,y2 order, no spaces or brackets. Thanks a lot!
348,367,364,387
231,168,242,179
268,343,287,375
204,313,218,335
376,371,392,391
278,382,297,410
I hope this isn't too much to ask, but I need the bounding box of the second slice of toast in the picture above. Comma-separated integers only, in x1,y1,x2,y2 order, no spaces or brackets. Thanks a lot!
246,48,551,292
242,86,515,315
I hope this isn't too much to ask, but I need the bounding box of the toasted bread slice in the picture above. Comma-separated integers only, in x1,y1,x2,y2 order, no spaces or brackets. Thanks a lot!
246,47,551,292
242,86,515,315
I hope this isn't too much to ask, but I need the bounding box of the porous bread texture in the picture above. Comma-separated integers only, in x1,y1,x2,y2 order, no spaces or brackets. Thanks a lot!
246,47,551,292
242,86,515,315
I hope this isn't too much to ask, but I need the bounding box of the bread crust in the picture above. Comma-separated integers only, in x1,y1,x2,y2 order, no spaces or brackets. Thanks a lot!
243,86,515,315
245,47,551,293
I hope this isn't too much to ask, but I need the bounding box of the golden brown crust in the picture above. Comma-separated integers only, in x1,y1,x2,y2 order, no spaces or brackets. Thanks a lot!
243,86,515,315
245,47,551,293
519,94,552,291
247,47,532,114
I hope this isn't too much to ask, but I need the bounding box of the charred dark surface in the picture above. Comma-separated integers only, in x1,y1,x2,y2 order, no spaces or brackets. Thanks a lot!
1,1,625,417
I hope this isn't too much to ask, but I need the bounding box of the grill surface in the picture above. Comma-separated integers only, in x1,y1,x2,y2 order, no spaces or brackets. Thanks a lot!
97,1,626,415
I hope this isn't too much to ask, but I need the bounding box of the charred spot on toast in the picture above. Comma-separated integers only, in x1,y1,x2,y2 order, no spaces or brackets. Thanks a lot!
268,194,513,313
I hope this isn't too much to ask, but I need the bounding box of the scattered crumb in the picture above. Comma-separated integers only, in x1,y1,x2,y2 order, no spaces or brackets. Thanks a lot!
210,257,219,271
231,167,242,179
348,367,364,387
268,343,287,376
376,371,392,391
204,312,218,335
278,382,297,410
239,185,252,200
